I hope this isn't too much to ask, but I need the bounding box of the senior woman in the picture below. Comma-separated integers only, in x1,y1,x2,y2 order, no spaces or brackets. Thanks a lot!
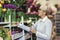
18,6,52,40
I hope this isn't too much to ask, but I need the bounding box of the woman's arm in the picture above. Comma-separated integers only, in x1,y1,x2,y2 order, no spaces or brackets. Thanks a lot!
31,21,52,40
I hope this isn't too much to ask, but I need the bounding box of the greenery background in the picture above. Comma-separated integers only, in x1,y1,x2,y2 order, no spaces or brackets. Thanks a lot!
0,0,39,22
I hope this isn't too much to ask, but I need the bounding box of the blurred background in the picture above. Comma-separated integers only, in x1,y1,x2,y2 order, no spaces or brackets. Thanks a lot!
0,0,60,40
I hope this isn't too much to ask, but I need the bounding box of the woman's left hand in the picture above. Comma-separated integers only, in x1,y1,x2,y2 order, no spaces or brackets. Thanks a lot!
30,27,37,34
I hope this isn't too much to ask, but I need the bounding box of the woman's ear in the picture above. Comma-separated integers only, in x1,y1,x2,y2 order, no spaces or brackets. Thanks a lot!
43,12,46,15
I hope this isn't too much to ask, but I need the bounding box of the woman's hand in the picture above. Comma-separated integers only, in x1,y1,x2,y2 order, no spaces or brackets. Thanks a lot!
30,27,37,34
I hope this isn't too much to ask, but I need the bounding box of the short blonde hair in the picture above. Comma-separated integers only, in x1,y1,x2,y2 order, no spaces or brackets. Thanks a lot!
38,6,48,15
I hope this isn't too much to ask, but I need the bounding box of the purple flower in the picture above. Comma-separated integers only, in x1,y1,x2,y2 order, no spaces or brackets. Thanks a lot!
26,0,33,7
27,0,33,3
26,11,38,15
12,31,16,35
3,4,18,9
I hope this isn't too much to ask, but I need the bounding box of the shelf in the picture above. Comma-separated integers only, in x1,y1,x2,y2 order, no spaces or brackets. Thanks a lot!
3,25,17,27
12,32,31,40
0,22,18,27
12,32,23,39
0,22,9,26
0,22,9,24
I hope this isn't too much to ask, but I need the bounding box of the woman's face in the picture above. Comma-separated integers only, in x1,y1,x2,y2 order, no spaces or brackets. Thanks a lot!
38,10,44,17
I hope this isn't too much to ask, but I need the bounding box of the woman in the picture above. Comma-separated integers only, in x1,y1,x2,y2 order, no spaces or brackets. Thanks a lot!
30,7,52,40
18,6,52,40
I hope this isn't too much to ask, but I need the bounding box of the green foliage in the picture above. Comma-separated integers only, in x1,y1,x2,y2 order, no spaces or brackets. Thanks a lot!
0,7,2,17
0,0,39,22
10,0,26,7
0,28,7,40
